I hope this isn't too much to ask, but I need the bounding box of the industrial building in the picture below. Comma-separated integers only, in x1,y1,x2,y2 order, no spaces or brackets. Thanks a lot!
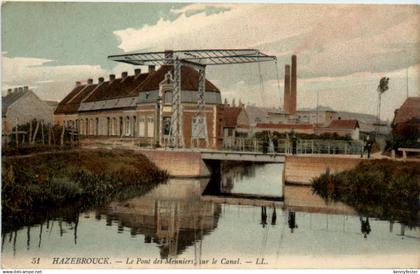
55,65,225,148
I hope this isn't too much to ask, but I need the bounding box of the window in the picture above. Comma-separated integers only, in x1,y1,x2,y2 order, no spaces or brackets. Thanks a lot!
107,117,111,136
163,117,171,136
192,116,207,139
95,118,99,135
132,116,137,137
147,115,154,137
119,117,123,136
139,116,145,137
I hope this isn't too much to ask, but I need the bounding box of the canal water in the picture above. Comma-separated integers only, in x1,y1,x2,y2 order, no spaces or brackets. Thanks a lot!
2,163,419,268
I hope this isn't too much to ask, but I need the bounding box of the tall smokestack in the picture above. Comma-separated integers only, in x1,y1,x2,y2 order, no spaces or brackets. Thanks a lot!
284,64,291,113
290,55,297,115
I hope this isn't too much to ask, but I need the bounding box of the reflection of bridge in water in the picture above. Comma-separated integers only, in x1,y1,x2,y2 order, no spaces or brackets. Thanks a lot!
101,179,221,260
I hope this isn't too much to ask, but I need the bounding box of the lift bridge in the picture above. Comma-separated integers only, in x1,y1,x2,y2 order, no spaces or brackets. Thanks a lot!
108,49,277,149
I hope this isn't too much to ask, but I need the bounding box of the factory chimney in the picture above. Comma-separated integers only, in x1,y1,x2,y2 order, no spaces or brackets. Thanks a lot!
284,64,291,113
290,55,297,115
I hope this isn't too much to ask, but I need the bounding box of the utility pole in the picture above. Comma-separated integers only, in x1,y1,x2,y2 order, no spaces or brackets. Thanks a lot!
316,90,319,125
406,67,409,98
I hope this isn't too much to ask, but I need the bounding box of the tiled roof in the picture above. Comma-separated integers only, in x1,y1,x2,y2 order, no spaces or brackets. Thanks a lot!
393,97,420,125
54,84,97,114
256,123,314,130
328,119,359,129
223,106,243,128
136,65,220,93
83,73,149,103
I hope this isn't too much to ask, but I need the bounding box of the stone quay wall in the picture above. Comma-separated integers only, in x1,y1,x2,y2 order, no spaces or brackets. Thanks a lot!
284,155,364,185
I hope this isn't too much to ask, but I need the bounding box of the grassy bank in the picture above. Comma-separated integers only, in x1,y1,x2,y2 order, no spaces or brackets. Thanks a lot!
311,160,419,227
2,149,168,232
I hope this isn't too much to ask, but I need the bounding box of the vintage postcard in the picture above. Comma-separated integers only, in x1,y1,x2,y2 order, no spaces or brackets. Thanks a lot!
1,1,419,271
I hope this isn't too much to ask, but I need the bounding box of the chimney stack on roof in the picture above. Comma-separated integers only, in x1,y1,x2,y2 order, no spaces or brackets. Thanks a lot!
98,77,105,84
14,88,18,93
148,65,156,73
290,55,297,115
18,87,23,93
164,50,174,65
134,68,141,75
121,71,128,79
87,79,93,85
23,86,28,92
7,88,12,95
109,74,116,81
284,64,291,113
75,81,82,87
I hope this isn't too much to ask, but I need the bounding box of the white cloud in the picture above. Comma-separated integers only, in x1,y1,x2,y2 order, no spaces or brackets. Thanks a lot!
114,4,419,77
112,4,419,119
2,55,106,100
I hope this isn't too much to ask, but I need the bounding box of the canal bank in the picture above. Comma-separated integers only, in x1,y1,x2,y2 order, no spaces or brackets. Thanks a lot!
1,149,168,233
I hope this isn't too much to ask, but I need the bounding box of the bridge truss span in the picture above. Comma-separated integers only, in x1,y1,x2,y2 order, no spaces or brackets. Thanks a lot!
108,49,277,148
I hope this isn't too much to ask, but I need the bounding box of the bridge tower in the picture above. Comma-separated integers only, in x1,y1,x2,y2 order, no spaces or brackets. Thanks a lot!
109,49,277,149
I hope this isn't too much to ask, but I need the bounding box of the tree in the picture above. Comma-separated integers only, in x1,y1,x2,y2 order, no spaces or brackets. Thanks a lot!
377,77,389,124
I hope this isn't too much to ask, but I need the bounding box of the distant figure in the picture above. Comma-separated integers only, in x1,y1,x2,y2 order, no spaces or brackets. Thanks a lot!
366,139,373,159
271,206,277,226
361,136,373,159
360,217,371,239
261,206,267,228
262,139,268,154
288,211,298,233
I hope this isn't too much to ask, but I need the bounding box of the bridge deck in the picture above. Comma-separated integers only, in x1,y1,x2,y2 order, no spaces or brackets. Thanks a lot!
200,150,285,162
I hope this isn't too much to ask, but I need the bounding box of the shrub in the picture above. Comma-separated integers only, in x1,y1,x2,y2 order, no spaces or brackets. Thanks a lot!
312,160,420,227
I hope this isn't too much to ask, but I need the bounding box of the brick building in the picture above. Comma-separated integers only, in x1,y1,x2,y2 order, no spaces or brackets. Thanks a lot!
54,65,223,148
315,119,360,140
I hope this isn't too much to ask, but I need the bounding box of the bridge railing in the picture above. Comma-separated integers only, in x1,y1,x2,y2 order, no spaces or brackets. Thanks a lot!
222,137,363,155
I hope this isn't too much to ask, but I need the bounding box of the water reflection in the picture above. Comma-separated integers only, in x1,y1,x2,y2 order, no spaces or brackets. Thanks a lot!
208,162,283,199
2,164,420,268
102,199,220,259
288,211,298,233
